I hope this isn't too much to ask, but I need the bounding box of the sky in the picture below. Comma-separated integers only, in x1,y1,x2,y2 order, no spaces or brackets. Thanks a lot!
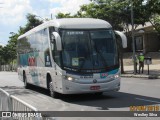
0,0,90,46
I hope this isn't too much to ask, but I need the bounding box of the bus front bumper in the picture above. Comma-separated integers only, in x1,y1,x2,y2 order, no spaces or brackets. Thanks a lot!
61,78,120,94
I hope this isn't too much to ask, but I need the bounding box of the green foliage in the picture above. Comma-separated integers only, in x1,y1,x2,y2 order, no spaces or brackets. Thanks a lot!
56,13,74,18
0,45,4,64
78,0,160,34
145,0,160,34
56,0,155,31
78,1,120,30
21,13,43,34
149,14,160,34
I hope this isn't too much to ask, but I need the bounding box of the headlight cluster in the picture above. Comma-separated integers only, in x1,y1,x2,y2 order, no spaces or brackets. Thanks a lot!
114,74,120,78
63,76,78,81
110,74,120,79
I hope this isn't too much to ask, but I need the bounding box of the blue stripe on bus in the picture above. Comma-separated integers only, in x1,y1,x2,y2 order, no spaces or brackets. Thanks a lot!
100,69,119,79
108,69,119,75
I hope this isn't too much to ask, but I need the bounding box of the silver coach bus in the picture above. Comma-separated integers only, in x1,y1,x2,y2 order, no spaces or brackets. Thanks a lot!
17,18,127,98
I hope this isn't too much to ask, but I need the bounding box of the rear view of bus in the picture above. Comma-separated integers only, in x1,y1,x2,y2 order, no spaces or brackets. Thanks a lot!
17,18,125,98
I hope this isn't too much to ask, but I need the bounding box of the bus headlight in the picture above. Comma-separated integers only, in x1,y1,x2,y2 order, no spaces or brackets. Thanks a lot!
114,74,120,79
68,76,73,81
64,76,78,81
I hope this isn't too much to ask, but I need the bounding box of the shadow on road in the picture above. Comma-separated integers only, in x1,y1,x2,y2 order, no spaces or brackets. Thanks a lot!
61,92,160,110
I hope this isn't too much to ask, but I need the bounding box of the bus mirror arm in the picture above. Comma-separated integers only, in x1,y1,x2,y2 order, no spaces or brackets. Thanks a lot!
52,32,62,51
114,31,127,48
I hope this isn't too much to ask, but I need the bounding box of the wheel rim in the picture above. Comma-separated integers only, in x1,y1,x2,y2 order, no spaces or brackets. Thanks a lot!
49,82,54,97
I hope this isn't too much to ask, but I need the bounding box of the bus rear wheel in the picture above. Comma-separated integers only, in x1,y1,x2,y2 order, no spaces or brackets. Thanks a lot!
23,73,29,89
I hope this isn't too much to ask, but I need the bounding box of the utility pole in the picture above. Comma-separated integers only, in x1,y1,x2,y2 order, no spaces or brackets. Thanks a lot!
131,0,136,75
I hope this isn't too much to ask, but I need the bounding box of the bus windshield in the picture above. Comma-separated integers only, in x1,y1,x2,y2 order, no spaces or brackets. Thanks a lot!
60,29,118,73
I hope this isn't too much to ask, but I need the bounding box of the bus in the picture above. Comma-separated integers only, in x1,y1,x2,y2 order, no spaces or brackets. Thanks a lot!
17,18,127,98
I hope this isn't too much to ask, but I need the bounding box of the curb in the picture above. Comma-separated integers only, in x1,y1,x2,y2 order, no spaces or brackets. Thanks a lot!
121,74,160,79
121,74,148,78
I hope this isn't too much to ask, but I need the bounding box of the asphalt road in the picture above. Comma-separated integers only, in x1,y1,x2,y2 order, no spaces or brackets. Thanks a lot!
0,72,160,120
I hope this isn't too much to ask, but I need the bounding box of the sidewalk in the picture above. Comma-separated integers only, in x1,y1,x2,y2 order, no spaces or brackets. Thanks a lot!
121,64,160,79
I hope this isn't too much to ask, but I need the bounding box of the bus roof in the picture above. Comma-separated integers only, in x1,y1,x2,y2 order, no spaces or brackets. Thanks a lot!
18,18,112,39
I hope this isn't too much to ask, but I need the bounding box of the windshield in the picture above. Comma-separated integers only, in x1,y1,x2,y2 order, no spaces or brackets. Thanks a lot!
60,29,118,73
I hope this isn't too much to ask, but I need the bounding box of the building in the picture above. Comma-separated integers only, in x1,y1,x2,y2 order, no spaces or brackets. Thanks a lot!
125,22,160,53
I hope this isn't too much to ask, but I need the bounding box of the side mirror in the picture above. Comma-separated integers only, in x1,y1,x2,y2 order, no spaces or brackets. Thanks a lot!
51,32,62,51
114,31,127,48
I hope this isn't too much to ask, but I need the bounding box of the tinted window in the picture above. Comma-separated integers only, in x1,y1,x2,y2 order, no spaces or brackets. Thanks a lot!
61,29,118,73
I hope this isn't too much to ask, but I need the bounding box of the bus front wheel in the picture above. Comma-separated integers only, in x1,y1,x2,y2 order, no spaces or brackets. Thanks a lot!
23,73,29,89
47,76,59,98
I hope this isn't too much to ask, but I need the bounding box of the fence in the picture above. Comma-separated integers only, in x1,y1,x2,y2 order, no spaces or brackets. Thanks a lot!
0,88,42,120
0,88,11,111
0,64,17,71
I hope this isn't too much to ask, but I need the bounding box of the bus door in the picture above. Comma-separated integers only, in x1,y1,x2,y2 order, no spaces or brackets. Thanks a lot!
50,32,63,92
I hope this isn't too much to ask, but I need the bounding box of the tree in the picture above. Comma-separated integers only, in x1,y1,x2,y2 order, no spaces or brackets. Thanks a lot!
56,13,74,18
149,14,160,35
22,13,43,33
145,0,160,35
79,0,125,30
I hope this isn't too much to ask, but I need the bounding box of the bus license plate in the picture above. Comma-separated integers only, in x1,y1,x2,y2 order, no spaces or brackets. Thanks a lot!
90,86,100,90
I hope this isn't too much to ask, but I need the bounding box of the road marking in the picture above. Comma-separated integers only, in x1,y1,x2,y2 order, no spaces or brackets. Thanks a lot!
136,98,160,104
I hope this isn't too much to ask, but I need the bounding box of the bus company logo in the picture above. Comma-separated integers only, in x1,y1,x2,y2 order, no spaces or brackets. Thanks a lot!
2,112,11,117
28,56,36,66
100,73,108,79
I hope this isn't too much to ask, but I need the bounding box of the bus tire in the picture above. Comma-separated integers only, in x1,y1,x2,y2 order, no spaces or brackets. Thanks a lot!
23,72,29,89
47,75,59,98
